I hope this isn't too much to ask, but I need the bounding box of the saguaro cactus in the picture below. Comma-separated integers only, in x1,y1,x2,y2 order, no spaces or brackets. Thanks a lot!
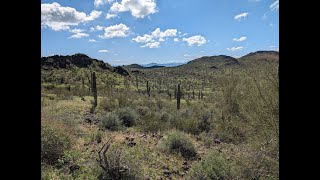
192,88,195,99
177,84,181,110
147,81,151,97
135,75,139,92
90,71,97,113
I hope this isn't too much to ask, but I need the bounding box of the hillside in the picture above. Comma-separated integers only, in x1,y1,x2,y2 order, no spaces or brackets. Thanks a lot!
183,55,240,69
41,53,112,70
41,50,279,179
239,51,279,66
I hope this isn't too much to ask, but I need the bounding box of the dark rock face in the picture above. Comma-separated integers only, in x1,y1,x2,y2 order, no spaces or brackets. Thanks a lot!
113,66,129,76
41,54,110,70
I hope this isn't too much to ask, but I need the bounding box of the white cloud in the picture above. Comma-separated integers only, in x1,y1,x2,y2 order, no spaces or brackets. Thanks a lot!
94,0,114,7
41,2,102,31
158,38,165,42
234,12,249,21
98,50,109,52
151,28,177,38
182,35,207,46
227,46,244,51
110,0,157,18
184,54,190,57
233,36,247,42
174,38,179,42
141,42,160,48
106,13,117,19
270,0,279,11
99,23,130,39
89,39,97,42
90,25,105,32
132,34,154,43
132,27,178,47
69,29,89,39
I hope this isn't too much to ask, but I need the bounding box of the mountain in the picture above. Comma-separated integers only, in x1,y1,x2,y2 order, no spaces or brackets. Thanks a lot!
239,51,279,65
179,55,240,70
123,64,165,70
41,53,112,70
141,62,185,67
41,53,129,76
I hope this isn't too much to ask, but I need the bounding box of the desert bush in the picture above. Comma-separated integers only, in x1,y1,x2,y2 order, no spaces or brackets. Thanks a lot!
136,106,150,116
116,93,133,108
99,97,118,112
41,124,72,164
90,131,103,143
188,151,240,180
198,132,215,147
100,112,122,131
159,111,171,122
198,110,212,133
138,112,169,133
162,130,196,159
117,107,138,127
99,144,144,179
171,109,201,135
217,121,246,144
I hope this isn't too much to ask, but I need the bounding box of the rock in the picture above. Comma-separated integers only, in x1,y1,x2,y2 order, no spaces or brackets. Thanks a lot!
163,169,171,176
214,138,221,144
162,165,169,170
69,165,80,174
81,97,85,101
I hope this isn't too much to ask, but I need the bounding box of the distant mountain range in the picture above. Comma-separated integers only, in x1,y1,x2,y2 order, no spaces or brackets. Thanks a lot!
140,62,185,67
41,51,279,74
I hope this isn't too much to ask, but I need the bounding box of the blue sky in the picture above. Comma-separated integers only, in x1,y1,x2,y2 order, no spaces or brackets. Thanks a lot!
41,0,279,66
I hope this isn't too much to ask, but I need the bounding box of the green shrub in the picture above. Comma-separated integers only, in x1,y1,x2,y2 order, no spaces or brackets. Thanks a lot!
117,107,138,127
198,111,212,132
159,111,171,122
218,122,246,144
99,97,118,112
100,112,122,131
138,112,169,133
41,124,71,164
136,106,150,116
100,144,144,179
90,131,103,143
188,151,240,180
162,130,196,159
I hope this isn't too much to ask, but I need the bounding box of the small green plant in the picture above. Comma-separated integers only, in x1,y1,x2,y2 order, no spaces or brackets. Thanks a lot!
138,111,169,133
97,141,144,179
99,97,118,112
136,106,150,116
187,151,240,180
100,112,122,131
90,131,103,143
162,130,196,159
117,107,138,127
41,124,71,164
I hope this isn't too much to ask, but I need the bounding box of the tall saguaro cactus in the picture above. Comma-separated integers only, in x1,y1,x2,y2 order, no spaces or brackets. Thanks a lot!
147,81,151,97
177,83,181,110
90,71,97,113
